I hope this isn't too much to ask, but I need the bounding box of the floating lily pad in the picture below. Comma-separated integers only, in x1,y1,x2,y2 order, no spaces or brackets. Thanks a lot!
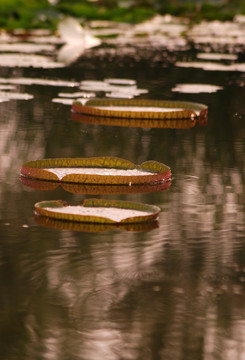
175,61,245,72
172,83,223,94
104,78,136,86
79,80,148,98
52,93,95,105
34,199,161,224
0,43,55,54
72,112,198,129
0,91,33,101
72,98,207,119
20,156,171,185
196,53,238,61
35,214,159,232
58,91,95,98
20,175,171,194
0,54,64,68
0,77,80,87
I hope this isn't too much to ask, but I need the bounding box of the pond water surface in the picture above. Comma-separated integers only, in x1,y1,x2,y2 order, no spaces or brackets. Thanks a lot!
0,26,245,360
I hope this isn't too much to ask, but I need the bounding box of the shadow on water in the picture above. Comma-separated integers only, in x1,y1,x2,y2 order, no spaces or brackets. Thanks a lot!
0,33,245,359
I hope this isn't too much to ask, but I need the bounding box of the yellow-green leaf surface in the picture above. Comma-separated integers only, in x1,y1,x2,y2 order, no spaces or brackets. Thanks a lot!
34,199,161,224
72,98,208,120
20,156,171,185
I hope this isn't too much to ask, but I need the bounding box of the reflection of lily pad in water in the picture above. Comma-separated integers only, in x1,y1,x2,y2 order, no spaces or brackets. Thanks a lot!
172,83,223,93
35,199,161,224
72,111,198,129
35,214,159,232
20,156,171,185
20,175,171,194
72,98,208,119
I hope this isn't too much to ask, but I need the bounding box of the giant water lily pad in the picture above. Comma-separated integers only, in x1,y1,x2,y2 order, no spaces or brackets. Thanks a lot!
20,157,171,185
34,199,161,224
172,83,223,94
72,98,207,119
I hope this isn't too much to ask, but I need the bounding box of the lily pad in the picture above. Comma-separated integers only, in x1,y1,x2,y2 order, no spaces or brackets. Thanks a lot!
0,54,64,69
72,98,207,119
172,83,223,94
175,61,245,72
34,199,161,224
20,156,171,185
79,80,148,98
196,53,238,61
0,91,33,101
104,78,136,86
0,77,80,87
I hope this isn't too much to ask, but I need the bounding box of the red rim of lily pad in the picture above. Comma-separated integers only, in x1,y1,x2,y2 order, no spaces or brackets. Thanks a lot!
71,112,198,129
35,214,159,232
20,175,171,194
34,198,161,224
72,98,208,120
20,156,171,185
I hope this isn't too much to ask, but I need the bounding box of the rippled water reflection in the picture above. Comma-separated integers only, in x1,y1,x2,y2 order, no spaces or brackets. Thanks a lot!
0,39,245,359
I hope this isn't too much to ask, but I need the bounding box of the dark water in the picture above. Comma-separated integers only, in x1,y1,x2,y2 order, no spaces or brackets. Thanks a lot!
0,50,245,360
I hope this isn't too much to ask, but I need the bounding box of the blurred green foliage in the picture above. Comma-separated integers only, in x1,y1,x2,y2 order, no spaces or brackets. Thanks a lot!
0,0,244,30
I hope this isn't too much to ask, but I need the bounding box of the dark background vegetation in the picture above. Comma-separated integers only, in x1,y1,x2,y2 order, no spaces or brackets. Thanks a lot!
0,0,245,30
